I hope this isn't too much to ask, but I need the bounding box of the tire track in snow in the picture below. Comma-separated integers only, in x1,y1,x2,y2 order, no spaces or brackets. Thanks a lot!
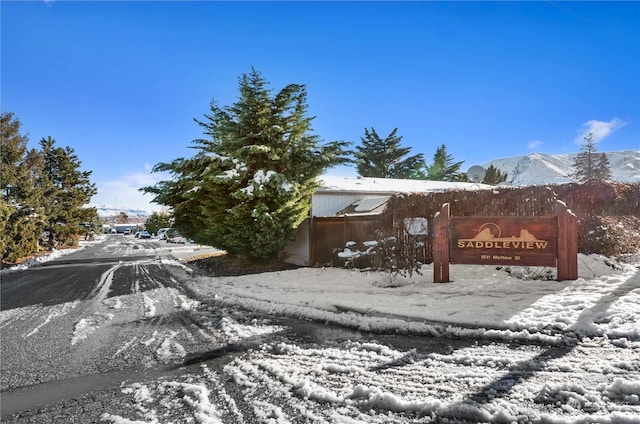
69,264,121,345
85,263,120,308
24,301,81,338
3,264,119,340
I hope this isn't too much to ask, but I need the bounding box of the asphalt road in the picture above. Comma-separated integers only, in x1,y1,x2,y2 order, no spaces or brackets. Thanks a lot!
0,236,225,420
2,236,459,422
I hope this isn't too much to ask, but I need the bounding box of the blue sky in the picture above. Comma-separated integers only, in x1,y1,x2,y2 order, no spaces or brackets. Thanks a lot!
2,1,639,211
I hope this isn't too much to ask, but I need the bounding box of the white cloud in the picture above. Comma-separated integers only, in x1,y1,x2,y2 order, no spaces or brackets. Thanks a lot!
91,165,169,212
527,140,543,150
575,117,627,144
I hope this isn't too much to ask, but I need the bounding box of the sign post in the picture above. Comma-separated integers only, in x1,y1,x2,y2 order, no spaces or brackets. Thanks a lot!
433,203,450,283
556,201,578,281
433,200,577,283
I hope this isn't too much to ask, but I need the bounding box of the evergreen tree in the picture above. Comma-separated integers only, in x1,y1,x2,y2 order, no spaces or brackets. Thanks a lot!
1,112,44,263
595,152,611,181
145,211,172,236
354,128,426,179
482,164,508,185
427,144,465,181
36,137,98,246
571,133,611,183
1,114,98,262
1,112,28,195
142,69,350,261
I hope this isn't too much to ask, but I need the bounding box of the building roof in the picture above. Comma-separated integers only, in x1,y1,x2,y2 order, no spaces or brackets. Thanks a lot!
318,175,492,194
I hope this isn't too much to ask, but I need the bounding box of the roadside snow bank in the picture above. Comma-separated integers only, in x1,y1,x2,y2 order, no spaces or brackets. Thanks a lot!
187,254,639,343
0,235,105,275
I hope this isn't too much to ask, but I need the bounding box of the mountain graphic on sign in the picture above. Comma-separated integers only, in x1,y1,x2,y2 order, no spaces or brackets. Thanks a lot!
461,224,543,242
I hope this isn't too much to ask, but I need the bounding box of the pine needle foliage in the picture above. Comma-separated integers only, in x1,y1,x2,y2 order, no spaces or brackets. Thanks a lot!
427,144,465,181
142,69,350,261
355,128,426,179
1,112,97,263
482,164,508,185
1,112,42,262
36,137,98,246
144,211,172,236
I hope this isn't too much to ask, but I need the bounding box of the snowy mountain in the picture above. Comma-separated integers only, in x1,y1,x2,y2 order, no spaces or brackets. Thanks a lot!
483,150,640,186
91,205,152,218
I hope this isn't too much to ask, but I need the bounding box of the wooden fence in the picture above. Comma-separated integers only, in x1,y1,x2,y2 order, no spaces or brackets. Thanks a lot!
310,215,380,266
309,181,640,267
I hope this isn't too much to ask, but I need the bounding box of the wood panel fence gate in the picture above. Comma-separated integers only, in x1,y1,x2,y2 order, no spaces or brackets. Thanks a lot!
310,216,380,266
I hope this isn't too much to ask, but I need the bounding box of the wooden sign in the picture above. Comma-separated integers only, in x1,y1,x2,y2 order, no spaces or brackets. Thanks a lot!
450,216,557,266
433,200,578,283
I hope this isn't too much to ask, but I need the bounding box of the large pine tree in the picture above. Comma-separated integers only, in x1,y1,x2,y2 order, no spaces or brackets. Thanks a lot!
1,112,43,262
354,128,425,179
1,114,97,262
571,133,611,183
427,144,465,181
36,137,98,245
142,69,350,261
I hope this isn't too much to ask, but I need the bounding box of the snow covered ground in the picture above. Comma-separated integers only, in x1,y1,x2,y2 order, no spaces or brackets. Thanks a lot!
141,251,638,424
4,239,639,423
187,254,640,344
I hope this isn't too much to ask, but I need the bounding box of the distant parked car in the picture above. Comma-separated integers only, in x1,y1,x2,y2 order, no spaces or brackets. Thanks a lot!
123,229,132,235
136,231,151,239
156,228,171,240
165,229,187,244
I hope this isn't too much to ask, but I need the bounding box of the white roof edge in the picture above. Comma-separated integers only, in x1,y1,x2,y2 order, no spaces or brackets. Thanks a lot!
318,175,493,193
315,188,399,195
